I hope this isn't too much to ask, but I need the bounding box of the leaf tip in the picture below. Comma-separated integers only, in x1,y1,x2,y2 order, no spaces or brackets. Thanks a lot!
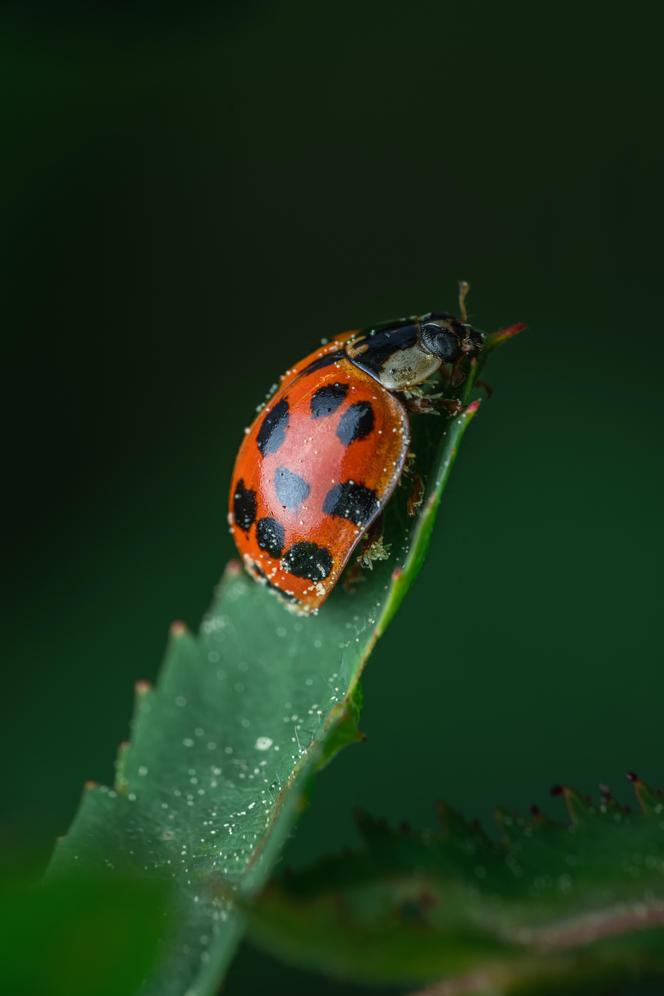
84,779,98,791
627,772,661,814
170,620,188,637
484,320,527,353
506,320,527,336
135,679,151,696
495,321,527,340
551,784,594,824
225,559,243,577
465,398,482,416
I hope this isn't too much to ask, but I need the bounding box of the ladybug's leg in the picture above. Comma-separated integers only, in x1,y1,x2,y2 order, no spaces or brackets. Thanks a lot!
401,448,417,478
433,357,469,391
404,395,463,417
406,473,425,517
343,514,389,590
449,355,471,388
436,363,456,389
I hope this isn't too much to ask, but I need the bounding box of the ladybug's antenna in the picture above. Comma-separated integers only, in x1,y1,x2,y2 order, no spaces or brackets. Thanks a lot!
458,280,471,324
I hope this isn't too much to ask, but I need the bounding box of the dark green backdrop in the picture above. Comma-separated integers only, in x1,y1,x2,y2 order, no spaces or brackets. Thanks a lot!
4,2,663,993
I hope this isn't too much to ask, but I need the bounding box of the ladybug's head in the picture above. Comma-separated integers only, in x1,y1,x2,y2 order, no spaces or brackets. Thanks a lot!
345,285,486,392
419,313,485,364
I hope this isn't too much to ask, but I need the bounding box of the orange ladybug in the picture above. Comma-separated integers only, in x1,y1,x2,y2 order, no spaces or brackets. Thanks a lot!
228,305,484,615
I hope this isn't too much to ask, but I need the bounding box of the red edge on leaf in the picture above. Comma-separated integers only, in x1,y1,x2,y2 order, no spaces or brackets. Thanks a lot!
494,321,527,341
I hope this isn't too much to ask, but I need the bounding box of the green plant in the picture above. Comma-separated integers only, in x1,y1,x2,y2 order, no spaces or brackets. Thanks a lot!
46,370,486,995
18,321,662,996
242,777,664,995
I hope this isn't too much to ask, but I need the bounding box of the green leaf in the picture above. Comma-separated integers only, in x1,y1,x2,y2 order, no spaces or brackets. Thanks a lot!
48,325,522,996
316,679,365,771
243,779,664,993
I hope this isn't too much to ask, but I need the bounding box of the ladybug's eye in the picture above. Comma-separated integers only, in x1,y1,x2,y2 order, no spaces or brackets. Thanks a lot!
420,325,459,362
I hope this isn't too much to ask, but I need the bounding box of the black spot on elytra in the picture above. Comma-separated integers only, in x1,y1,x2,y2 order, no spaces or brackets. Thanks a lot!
301,350,345,376
337,401,375,446
233,479,257,532
323,481,379,528
274,466,311,510
257,397,289,456
256,517,285,559
282,541,333,581
310,382,349,418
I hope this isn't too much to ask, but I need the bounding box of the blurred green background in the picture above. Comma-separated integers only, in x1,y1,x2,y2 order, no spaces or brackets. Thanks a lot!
3,1,662,993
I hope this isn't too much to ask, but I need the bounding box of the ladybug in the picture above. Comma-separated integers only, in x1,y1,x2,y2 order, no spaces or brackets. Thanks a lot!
228,293,485,615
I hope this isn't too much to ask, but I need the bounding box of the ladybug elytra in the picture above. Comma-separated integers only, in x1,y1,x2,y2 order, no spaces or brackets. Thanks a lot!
228,292,488,615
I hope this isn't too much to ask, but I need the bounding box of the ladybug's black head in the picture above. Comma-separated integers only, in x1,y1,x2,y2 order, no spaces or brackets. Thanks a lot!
419,313,485,364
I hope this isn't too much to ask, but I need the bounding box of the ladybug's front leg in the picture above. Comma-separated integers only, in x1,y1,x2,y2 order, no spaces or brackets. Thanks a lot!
403,395,463,417
438,361,493,399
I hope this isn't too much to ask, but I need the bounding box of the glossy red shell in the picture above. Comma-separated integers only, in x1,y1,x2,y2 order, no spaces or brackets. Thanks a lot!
228,334,410,614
